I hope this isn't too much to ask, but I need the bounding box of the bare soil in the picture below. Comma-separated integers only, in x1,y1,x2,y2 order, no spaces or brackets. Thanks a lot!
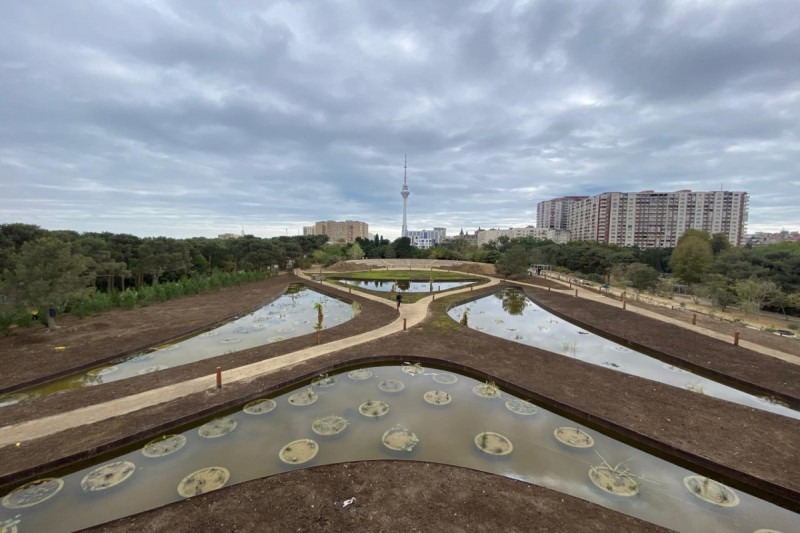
1,273,799,531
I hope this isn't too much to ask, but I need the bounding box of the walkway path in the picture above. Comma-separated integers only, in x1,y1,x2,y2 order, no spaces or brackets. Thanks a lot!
0,273,499,447
511,275,799,365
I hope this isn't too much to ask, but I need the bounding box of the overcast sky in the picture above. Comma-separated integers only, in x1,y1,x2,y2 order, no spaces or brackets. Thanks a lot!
1,0,798,240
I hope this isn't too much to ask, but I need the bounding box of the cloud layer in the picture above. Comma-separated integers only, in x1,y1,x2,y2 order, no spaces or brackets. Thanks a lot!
1,0,798,239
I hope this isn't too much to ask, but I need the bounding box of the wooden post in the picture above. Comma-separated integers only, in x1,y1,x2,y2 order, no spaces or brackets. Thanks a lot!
432,293,435,301
734,330,740,346
548,286,551,292
622,300,627,310
316,331,320,345
216,367,222,389
574,289,578,297
403,318,407,331
692,313,697,325
349,287,352,294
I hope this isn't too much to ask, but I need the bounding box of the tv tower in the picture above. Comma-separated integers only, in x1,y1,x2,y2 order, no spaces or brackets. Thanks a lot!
400,154,410,238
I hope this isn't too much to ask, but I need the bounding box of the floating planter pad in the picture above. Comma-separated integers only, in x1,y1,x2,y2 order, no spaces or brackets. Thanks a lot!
554,427,594,448
2,478,64,509
142,434,187,458
81,461,136,492
683,475,740,507
87,366,118,377
312,415,348,436
311,375,336,388
288,389,318,406
198,417,238,439
474,432,513,456
401,363,425,376
348,369,373,381
382,425,419,452
279,439,319,465
423,390,452,406
219,337,242,344
472,382,501,399
432,373,457,385
588,466,640,497
243,398,277,415
177,467,230,498
359,400,390,418
378,379,405,393
138,365,168,375
505,399,538,416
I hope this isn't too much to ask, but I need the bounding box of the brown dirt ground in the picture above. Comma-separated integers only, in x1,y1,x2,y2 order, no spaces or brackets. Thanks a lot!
1,274,799,530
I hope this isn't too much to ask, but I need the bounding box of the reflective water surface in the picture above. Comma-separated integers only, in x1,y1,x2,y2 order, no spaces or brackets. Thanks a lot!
0,286,354,407
1,364,796,532
447,288,800,420
339,279,476,293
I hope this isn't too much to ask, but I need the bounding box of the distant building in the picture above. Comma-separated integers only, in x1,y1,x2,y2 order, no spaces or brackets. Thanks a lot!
303,220,369,244
476,226,571,246
745,230,800,246
406,227,446,249
217,233,241,240
537,190,749,248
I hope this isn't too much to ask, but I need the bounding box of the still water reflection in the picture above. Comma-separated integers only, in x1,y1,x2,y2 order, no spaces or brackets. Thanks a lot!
1,364,795,532
339,279,476,293
0,286,354,407
448,288,799,420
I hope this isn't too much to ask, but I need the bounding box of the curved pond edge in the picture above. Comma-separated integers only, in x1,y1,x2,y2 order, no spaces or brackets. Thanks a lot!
2,355,798,515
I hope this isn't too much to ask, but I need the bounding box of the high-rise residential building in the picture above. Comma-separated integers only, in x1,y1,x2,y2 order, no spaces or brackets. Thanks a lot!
536,196,588,229
476,226,571,246
303,220,368,244
537,190,749,248
406,228,447,249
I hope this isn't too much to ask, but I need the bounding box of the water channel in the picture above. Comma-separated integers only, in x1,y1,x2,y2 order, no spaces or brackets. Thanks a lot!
1,364,795,532
447,288,799,420
338,279,476,293
0,286,355,408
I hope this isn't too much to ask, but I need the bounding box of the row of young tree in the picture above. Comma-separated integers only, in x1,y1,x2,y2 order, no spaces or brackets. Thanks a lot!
0,223,330,329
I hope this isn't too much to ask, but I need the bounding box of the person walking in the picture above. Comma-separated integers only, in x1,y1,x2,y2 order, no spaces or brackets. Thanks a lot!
395,293,402,310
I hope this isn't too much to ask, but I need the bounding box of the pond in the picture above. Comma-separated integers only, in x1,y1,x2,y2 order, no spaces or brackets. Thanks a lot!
0,285,355,407
1,363,795,532
447,288,800,420
338,279,476,293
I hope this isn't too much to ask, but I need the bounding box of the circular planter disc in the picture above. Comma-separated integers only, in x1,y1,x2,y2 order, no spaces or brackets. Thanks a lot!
432,373,458,385
401,364,425,376
359,400,390,418
423,390,452,406
472,383,501,399
288,389,318,406
177,466,230,498
348,369,373,381
142,435,187,458
218,337,242,344
243,398,277,415
554,427,595,448
589,466,640,496
312,415,348,436
474,432,513,456
378,379,405,393
198,417,238,439
2,478,64,509
279,439,319,465
683,475,740,507
311,375,336,388
382,426,419,452
505,399,538,416
87,365,119,377
81,461,136,492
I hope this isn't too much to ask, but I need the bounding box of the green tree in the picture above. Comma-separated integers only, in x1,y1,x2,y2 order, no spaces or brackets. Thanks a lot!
392,237,412,259
495,246,530,277
735,279,778,316
3,237,95,329
669,230,713,284
710,233,732,256
348,241,364,260
626,263,660,291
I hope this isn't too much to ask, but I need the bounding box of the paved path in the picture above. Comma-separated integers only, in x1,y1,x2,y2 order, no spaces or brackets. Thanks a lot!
0,273,499,448
512,276,800,365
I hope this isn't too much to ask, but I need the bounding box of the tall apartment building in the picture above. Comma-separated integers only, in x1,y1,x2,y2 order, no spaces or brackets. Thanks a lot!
303,220,368,244
538,190,748,248
536,196,587,229
476,226,571,246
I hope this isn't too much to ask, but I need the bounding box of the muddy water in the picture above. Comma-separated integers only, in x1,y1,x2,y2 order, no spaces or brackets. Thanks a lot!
0,286,354,406
1,364,796,532
448,288,800,420
339,279,476,292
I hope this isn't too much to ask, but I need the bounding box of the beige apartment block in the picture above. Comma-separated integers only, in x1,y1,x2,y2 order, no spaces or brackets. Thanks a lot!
303,220,368,244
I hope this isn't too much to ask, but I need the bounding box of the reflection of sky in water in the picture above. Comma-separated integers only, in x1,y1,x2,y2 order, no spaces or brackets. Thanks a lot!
449,289,799,420
339,279,475,293
2,287,353,404
1,364,795,533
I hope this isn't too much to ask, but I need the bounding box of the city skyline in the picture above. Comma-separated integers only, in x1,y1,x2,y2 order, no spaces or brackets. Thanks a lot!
1,1,798,240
